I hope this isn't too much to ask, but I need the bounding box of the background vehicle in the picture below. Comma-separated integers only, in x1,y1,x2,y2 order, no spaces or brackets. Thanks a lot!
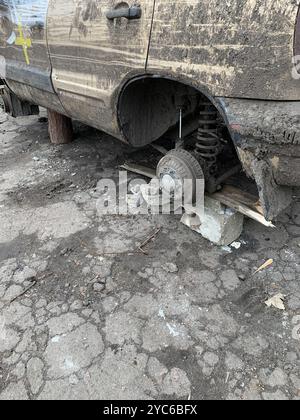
1,0,300,220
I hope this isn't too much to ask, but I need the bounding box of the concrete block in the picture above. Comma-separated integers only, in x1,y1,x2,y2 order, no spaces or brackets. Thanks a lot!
181,196,244,246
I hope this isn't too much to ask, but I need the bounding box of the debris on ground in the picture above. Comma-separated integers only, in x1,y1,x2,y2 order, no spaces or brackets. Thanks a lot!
230,241,242,250
254,259,274,275
265,294,286,311
138,227,162,255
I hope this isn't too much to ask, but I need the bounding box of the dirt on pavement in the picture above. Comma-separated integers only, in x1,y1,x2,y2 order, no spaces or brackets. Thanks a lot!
0,109,300,400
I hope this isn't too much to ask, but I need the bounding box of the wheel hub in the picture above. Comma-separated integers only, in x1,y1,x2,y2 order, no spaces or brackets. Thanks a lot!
157,149,204,204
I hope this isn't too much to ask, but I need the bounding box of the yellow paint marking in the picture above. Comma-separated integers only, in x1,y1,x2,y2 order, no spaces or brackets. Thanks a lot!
15,21,32,65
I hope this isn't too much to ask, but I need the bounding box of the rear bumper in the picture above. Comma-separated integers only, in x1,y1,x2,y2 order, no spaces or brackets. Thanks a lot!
216,98,300,219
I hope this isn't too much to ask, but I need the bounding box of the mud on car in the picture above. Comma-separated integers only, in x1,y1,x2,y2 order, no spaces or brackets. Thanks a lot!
1,0,300,220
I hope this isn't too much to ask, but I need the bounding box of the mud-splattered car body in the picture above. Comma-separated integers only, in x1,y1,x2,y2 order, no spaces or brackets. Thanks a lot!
1,0,300,219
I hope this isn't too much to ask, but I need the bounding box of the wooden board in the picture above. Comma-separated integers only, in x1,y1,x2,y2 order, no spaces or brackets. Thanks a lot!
210,185,275,228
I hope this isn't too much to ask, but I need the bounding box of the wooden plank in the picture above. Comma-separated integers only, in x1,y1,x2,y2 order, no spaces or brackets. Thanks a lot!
211,186,275,228
213,185,263,213
120,163,156,179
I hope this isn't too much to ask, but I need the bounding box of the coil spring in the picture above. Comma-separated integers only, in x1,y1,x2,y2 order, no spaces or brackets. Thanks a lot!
195,103,221,164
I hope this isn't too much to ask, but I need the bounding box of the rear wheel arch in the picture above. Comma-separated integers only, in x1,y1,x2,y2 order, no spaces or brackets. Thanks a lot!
116,73,231,148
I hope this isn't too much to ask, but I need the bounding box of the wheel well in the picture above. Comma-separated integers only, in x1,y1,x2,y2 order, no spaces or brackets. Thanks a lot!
118,76,205,148
118,76,250,194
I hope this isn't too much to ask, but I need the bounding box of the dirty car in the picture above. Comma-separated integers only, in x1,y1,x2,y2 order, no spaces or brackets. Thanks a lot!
1,0,300,220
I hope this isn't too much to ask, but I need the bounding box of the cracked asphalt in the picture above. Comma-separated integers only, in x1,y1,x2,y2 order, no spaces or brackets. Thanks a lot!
0,108,300,400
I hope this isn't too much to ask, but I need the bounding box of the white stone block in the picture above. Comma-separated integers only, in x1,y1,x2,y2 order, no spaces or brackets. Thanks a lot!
181,196,244,246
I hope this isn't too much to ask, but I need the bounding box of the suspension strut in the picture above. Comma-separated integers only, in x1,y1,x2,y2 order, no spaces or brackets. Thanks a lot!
192,101,241,193
194,102,221,174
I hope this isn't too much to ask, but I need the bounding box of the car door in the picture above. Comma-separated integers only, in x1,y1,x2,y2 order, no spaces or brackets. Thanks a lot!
0,0,64,112
47,0,155,138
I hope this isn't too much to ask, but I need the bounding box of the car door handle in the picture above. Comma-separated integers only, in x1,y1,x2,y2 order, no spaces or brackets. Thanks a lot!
106,5,142,20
